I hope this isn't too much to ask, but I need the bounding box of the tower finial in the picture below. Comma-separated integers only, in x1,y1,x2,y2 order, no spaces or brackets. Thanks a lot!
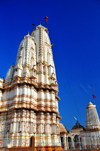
31,23,35,36
89,99,90,102
32,23,35,26
28,31,29,35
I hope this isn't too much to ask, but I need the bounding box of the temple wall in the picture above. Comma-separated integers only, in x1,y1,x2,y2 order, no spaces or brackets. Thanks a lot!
0,84,58,113
0,109,60,133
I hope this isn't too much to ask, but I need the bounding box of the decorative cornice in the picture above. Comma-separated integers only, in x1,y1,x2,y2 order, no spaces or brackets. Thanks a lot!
3,77,58,91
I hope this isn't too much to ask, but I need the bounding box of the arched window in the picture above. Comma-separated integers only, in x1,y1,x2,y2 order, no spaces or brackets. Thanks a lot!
68,137,71,142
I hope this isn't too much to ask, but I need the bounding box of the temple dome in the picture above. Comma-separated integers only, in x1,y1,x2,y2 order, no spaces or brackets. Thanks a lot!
71,121,85,130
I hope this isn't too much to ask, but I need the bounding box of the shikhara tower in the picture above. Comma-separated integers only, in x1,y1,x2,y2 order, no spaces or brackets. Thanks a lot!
85,100,100,129
0,24,61,147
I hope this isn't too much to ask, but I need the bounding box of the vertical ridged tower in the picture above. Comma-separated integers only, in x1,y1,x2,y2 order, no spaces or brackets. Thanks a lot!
85,100,100,130
0,24,61,147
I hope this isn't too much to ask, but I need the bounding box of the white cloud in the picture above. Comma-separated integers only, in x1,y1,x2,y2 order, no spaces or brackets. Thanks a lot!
87,84,92,89
80,85,89,93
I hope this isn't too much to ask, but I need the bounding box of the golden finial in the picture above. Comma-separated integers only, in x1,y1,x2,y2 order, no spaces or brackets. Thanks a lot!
28,31,29,35
31,23,35,36
89,99,90,102
31,31,34,36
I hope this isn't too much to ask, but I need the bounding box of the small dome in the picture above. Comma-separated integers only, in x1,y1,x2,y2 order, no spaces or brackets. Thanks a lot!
60,123,69,134
71,121,85,130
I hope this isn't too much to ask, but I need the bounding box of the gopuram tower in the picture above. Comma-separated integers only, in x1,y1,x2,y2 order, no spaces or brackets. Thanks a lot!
0,24,61,147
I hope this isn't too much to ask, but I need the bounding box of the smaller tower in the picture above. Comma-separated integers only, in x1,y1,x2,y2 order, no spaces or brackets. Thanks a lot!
85,100,100,129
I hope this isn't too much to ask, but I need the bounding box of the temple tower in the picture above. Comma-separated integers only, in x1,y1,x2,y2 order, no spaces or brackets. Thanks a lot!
0,24,61,147
85,100,100,130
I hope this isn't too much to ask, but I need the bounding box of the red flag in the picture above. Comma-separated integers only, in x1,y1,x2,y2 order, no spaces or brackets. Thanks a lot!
46,16,48,22
93,94,96,98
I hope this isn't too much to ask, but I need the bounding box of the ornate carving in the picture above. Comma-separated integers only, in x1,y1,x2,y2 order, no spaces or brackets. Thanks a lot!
45,124,50,134
33,123,36,133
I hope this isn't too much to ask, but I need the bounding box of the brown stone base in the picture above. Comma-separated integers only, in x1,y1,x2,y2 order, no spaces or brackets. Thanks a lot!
0,148,9,151
34,147,63,151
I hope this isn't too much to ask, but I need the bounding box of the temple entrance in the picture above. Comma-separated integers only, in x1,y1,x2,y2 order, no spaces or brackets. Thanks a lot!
74,135,79,142
74,135,82,149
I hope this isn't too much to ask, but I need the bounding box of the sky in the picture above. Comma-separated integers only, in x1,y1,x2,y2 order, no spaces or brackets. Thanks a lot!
0,0,100,131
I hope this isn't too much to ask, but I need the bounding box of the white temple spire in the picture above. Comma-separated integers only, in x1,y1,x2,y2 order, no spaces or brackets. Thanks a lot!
0,24,61,148
85,99,100,130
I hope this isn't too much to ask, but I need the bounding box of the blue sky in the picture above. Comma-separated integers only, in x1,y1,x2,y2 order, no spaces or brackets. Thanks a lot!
0,0,100,131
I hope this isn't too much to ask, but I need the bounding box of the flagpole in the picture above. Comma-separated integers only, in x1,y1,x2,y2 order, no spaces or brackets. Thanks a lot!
43,16,48,28
91,85,95,105
45,19,47,28
32,23,35,30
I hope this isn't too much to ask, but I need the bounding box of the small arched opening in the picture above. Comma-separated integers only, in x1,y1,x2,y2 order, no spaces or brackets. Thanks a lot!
68,137,71,149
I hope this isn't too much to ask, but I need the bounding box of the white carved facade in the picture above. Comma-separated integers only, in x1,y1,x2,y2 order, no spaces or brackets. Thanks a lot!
0,24,61,148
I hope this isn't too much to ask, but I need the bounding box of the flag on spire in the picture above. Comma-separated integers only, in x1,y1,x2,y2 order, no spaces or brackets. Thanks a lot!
44,16,48,22
43,16,48,27
46,16,48,22
93,94,96,98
